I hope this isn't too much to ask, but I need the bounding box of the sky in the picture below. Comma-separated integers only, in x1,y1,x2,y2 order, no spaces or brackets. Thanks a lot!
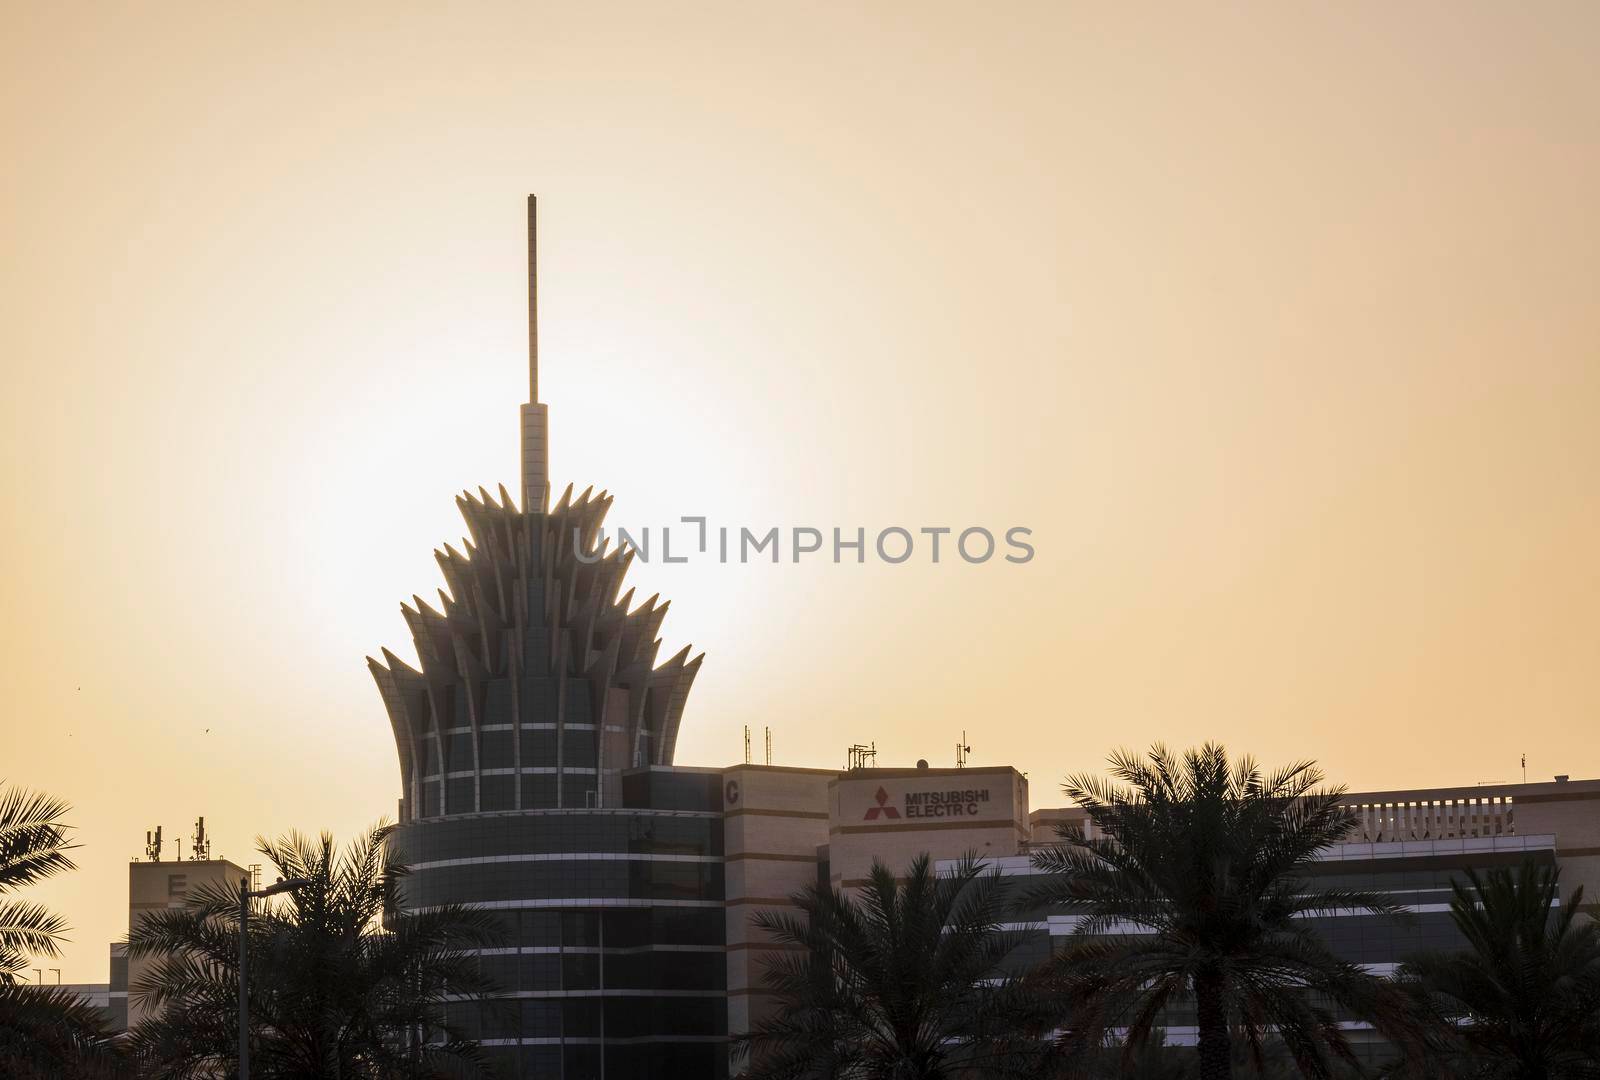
3,2,1598,982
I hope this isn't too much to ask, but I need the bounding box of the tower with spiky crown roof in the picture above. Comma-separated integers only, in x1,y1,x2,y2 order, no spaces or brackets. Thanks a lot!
366,199,724,1080
367,480,703,817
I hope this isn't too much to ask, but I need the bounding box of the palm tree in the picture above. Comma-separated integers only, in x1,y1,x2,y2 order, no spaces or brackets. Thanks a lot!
0,783,123,1077
0,783,76,981
1074,1032,1316,1080
0,981,125,1079
127,821,506,1079
734,853,1046,1080
1027,744,1409,1080
1395,859,1600,1078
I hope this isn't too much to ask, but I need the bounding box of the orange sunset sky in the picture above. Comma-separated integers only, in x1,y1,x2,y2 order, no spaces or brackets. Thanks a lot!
3,2,1599,982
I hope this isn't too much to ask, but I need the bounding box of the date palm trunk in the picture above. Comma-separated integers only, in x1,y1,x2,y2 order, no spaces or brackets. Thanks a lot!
1195,968,1231,1080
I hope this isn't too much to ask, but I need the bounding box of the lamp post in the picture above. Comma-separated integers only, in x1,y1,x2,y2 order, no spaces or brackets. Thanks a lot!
238,875,311,1080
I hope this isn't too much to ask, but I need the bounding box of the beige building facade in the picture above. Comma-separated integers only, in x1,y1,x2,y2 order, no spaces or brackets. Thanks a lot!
113,856,250,1031
722,762,1029,1047
723,765,1600,1067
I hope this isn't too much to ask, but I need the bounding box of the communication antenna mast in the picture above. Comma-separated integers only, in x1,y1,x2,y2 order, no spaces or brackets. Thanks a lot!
846,742,877,770
1522,754,1527,784
145,827,163,862
520,194,550,513
249,864,263,893
765,726,772,766
192,817,210,861
956,731,971,768
743,726,751,764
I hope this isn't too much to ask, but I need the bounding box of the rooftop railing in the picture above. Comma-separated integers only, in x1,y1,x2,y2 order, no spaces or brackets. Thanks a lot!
1343,793,1513,843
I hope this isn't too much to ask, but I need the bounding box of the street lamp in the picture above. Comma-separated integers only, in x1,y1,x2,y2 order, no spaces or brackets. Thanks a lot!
238,874,311,1080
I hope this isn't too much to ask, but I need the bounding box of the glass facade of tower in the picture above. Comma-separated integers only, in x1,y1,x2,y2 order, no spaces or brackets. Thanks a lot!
397,772,728,1079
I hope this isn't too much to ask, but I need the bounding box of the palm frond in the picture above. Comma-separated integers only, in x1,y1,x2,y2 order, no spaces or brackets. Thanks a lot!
128,820,507,1075
0,981,124,1079
0,785,77,893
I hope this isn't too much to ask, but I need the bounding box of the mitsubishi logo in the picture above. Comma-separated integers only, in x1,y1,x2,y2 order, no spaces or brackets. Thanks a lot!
864,786,900,820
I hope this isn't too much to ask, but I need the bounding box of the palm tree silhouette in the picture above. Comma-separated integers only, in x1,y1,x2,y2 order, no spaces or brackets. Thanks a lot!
0,782,122,1076
735,853,1045,1079
127,821,505,1078
1027,744,1410,1080
1397,859,1600,1078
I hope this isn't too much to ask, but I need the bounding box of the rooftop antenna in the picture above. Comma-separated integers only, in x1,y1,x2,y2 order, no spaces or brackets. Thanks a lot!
520,194,550,514
1521,754,1527,784
846,742,877,771
743,725,751,765
956,731,971,768
765,726,772,766
145,826,163,862
192,817,210,861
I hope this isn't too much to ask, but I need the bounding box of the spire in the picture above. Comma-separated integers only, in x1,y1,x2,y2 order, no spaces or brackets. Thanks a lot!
520,194,549,514
527,193,539,403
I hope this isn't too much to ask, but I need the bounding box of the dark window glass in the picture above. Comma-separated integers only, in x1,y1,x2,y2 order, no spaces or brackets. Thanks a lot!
564,1044,602,1080
629,859,723,901
479,997,521,1039
522,776,557,808
605,950,724,991
478,1045,518,1078
520,955,561,991
521,910,560,946
651,907,725,946
483,680,513,724
562,952,601,989
446,732,475,769
565,682,592,723
622,770,722,812
444,1001,480,1040
521,1046,561,1080
478,955,520,992
602,910,649,949
519,677,558,724
562,911,600,947
522,730,558,765
521,998,562,1036
564,731,599,768
654,996,728,1036
445,777,475,814
480,775,514,812
562,1000,602,1037
480,729,514,768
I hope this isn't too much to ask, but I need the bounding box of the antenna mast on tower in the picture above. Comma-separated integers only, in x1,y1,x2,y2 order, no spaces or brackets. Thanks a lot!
846,743,877,771
520,194,550,514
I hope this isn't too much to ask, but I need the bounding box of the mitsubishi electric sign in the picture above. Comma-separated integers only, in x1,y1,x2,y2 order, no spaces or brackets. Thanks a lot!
861,783,998,821
905,787,993,818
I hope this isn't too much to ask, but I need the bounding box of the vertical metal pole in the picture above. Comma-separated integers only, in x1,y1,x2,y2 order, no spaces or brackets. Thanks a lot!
239,877,250,1080
528,193,538,403
520,194,549,515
